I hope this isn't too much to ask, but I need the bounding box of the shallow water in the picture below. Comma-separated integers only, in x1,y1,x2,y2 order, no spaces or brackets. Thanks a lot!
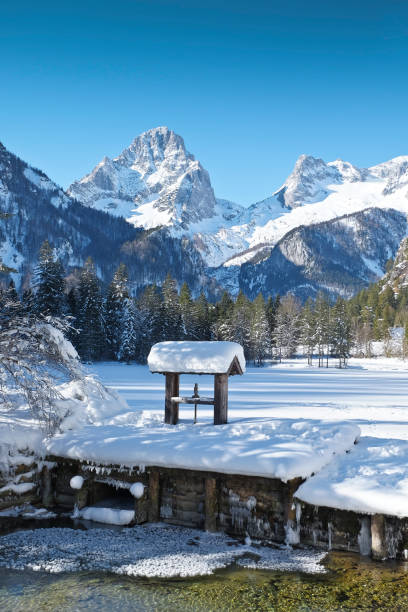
1,549,408,611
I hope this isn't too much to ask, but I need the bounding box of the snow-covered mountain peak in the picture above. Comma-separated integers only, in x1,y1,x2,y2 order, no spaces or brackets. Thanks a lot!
273,154,342,209
68,127,216,229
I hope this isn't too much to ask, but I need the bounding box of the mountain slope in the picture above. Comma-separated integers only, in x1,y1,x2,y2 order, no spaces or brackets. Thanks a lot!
239,208,407,300
0,142,217,296
69,126,218,230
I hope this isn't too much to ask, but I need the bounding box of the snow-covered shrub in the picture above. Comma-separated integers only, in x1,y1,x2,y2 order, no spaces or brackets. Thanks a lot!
0,296,82,434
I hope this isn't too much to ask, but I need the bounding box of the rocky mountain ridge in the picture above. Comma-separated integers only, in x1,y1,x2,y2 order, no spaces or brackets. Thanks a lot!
1,126,408,300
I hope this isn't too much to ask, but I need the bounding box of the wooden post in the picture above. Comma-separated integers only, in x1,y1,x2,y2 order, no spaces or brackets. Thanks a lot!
205,476,218,532
371,514,387,560
165,373,179,424
214,374,228,425
148,470,160,522
41,465,54,507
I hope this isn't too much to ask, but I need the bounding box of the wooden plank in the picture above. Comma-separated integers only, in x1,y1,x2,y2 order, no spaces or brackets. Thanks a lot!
214,373,228,425
170,396,215,405
165,373,179,424
371,514,386,559
148,470,160,522
205,477,218,532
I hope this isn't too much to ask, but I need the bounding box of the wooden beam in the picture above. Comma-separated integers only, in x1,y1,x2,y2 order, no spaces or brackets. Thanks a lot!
148,470,160,522
171,396,215,405
214,373,228,425
165,373,179,424
205,476,218,532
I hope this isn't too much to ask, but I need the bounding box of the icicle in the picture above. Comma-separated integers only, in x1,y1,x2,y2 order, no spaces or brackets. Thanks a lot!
358,517,371,556
328,522,333,550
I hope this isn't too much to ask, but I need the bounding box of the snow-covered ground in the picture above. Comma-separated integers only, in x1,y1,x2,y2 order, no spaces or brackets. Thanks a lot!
79,358,408,517
0,523,326,576
86,357,408,440
4,357,408,519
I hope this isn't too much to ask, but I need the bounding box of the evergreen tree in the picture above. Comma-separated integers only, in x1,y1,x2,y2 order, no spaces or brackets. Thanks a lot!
34,241,65,316
119,298,139,363
137,284,163,362
160,273,182,340
250,293,270,365
192,291,212,340
179,282,194,339
105,263,129,359
300,298,316,365
77,258,105,361
331,298,352,368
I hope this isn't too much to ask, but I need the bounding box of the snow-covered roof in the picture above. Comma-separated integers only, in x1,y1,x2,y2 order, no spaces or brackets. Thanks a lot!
46,418,359,482
147,341,245,375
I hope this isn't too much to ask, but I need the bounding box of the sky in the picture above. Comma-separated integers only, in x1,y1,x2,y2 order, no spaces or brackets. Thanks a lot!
1,0,408,205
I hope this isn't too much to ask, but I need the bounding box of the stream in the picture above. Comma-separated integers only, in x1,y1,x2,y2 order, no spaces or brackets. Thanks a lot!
1,519,408,611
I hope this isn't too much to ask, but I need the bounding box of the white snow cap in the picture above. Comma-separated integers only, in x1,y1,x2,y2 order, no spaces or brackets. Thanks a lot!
147,341,245,374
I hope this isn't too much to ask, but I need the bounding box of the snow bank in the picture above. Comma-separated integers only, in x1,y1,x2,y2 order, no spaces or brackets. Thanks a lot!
0,524,327,576
56,375,129,431
46,417,359,481
296,437,408,517
148,341,245,374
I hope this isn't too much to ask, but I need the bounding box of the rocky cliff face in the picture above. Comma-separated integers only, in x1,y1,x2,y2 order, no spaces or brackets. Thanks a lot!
0,142,216,296
68,126,217,230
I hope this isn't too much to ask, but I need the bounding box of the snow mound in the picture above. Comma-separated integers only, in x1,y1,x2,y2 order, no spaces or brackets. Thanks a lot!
57,375,129,431
295,437,408,517
0,524,327,576
76,506,135,525
70,475,84,490
148,341,245,374
46,417,359,481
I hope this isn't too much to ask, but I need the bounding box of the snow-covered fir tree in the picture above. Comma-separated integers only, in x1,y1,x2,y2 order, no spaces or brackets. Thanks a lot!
300,298,316,365
34,240,65,316
105,263,129,359
77,258,105,362
250,293,270,365
160,273,182,340
118,297,139,363
137,284,163,362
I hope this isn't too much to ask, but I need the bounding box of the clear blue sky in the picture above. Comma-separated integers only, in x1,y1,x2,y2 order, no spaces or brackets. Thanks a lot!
1,0,408,205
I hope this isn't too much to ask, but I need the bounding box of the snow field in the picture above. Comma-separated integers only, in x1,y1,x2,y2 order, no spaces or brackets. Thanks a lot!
84,359,408,517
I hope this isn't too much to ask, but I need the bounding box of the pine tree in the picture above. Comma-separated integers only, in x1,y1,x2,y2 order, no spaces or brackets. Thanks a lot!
250,293,270,365
314,292,330,366
77,258,105,361
137,284,163,362
105,263,129,359
301,298,316,365
119,298,139,363
272,294,300,361
34,241,65,316
179,282,194,339
213,291,234,340
160,273,182,340
192,291,212,340
331,298,352,368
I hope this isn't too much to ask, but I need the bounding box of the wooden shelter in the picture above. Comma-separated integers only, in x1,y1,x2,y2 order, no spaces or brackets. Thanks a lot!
147,341,245,425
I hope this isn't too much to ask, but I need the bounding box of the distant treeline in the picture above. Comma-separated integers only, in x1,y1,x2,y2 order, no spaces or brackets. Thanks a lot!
4,240,407,366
